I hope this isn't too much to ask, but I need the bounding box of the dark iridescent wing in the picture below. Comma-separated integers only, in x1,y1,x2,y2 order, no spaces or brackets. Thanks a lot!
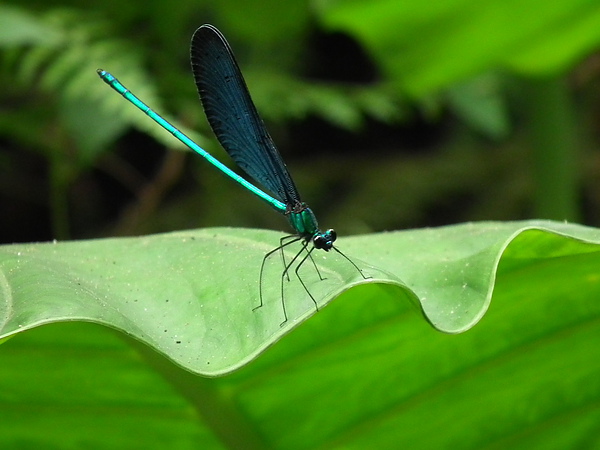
190,24,301,206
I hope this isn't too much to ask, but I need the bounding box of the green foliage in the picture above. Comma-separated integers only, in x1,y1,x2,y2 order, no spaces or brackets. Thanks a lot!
0,5,62,46
315,0,600,140
1,0,597,238
0,4,399,163
315,0,600,92
1,7,195,163
2,221,600,447
243,70,403,129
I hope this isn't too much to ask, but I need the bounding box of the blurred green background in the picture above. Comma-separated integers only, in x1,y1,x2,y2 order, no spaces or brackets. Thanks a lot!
1,0,600,244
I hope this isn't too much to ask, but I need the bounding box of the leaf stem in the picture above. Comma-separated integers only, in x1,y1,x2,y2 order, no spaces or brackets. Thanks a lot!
522,76,581,221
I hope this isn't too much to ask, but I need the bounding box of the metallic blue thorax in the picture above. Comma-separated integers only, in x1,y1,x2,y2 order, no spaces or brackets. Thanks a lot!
287,203,319,238
287,203,337,251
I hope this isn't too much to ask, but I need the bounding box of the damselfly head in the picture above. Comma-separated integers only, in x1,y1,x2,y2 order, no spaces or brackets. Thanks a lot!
313,229,337,251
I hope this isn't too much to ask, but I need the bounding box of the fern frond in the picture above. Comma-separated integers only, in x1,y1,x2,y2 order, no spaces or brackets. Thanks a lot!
0,5,63,47
245,69,405,130
6,7,203,162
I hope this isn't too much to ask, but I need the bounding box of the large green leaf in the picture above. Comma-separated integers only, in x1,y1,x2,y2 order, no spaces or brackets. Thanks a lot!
1,220,599,378
0,228,397,376
315,0,600,96
1,220,600,447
